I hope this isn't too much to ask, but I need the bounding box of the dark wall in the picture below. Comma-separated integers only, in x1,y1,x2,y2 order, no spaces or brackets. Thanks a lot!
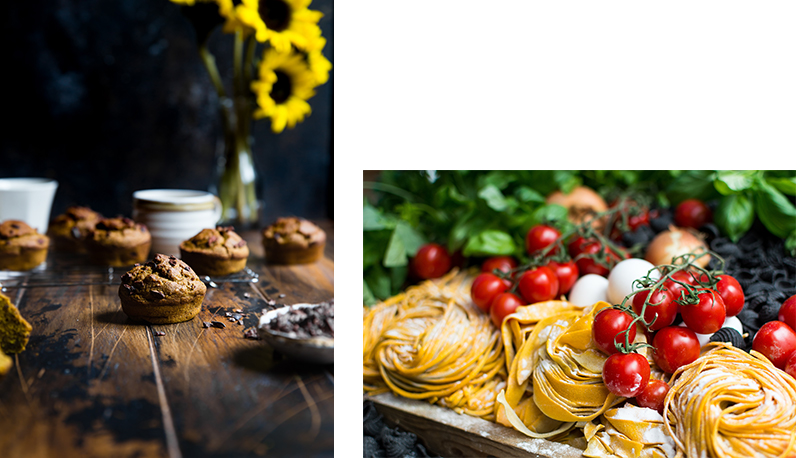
0,0,333,223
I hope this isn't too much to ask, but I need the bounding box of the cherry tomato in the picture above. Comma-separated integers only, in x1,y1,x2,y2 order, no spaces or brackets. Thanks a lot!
680,289,726,335
632,288,677,331
784,351,796,380
716,275,744,317
674,199,712,229
652,326,701,374
575,241,627,278
481,256,518,274
518,267,559,304
545,260,579,295
592,308,637,355
471,273,510,313
525,225,561,256
779,295,796,331
411,243,451,279
603,352,651,398
568,236,590,258
664,270,698,304
490,292,524,328
752,321,796,369
635,379,670,414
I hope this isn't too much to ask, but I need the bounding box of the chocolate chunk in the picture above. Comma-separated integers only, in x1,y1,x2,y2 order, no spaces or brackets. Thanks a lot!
133,280,145,290
123,284,135,292
153,330,166,337
243,328,259,340
151,290,165,300
202,321,212,328
71,227,81,239
121,272,133,282
235,240,247,247
210,321,226,329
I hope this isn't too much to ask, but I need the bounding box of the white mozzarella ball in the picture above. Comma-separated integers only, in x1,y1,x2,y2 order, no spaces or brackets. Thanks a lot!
568,274,609,307
606,258,659,305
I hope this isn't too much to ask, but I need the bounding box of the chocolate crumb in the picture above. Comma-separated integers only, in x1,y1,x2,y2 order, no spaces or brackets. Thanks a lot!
243,328,259,340
224,312,232,317
202,322,212,328
153,330,166,337
278,294,286,298
233,309,243,313
243,293,250,298
210,321,226,329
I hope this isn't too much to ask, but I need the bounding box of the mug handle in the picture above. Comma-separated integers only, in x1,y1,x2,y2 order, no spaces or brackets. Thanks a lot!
212,196,223,224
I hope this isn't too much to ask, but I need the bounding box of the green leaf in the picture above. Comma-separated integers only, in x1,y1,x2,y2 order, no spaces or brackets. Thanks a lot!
666,170,718,205
395,221,427,257
714,194,755,242
766,175,796,196
363,230,391,269
786,230,796,257
478,184,510,212
480,171,517,190
462,230,516,257
390,265,409,295
364,265,391,301
383,227,408,267
530,204,569,227
363,203,396,231
363,279,377,305
714,170,757,195
754,179,796,239
514,186,546,204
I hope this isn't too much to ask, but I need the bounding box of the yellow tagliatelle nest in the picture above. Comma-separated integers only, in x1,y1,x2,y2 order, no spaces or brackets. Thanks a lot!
584,403,676,458
363,270,505,420
663,343,796,458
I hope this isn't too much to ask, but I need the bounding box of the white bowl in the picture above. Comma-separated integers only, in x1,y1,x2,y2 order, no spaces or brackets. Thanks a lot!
258,303,334,365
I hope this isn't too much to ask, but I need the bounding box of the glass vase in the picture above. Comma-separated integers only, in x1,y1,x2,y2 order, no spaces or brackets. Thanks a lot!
215,130,261,229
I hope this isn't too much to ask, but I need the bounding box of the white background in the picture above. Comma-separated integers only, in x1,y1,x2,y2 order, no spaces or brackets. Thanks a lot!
334,2,795,457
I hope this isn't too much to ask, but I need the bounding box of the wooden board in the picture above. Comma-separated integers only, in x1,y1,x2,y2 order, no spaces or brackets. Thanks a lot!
368,393,586,458
0,224,334,458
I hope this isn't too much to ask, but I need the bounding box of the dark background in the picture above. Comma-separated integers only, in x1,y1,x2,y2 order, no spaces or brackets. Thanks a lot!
0,0,333,224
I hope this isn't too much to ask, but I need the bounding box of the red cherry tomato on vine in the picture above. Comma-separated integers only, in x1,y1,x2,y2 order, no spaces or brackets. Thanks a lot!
664,270,697,303
525,225,561,256
471,273,510,313
752,321,796,369
635,379,670,414
518,267,559,304
568,236,590,258
652,326,701,374
632,288,677,331
575,241,626,278
411,243,451,279
481,256,517,274
716,275,744,317
592,308,637,355
490,292,524,328
784,351,796,380
674,199,712,229
779,295,796,331
680,289,726,335
603,352,651,398
545,260,579,295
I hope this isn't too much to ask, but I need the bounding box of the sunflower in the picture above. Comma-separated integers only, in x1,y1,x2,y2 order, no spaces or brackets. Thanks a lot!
226,0,324,52
307,37,332,85
251,47,318,133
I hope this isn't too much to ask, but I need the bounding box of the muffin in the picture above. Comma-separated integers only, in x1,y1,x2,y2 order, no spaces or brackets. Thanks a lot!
47,206,102,253
118,253,207,324
179,226,249,277
0,291,33,354
86,217,151,267
262,217,326,264
0,220,50,271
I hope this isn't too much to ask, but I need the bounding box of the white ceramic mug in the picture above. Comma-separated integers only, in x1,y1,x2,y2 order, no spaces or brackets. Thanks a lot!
132,189,223,256
0,178,59,233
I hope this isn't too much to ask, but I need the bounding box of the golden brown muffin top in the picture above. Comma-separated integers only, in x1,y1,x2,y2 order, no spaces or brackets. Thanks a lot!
49,206,102,239
119,254,206,303
88,217,150,248
180,226,249,260
262,217,325,249
0,220,49,249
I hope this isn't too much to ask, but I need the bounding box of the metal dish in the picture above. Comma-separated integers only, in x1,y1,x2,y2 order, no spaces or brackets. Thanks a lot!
258,302,334,364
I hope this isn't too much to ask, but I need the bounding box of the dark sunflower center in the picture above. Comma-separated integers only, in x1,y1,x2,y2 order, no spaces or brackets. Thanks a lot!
259,0,291,32
270,71,292,104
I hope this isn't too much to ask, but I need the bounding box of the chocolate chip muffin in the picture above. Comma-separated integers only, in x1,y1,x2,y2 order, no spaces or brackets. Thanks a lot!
118,254,207,324
86,217,151,267
262,217,326,264
0,220,50,271
0,291,33,354
47,206,103,253
179,226,249,277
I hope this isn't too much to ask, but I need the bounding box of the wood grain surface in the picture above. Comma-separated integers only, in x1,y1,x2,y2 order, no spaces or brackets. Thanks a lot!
368,393,586,458
0,223,334,458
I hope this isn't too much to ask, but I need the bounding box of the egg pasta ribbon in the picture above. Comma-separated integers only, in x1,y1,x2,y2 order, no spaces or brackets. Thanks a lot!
663,343,796,458
363,270,505,420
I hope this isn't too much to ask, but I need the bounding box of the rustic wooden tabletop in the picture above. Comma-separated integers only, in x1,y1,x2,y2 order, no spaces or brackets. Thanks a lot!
0,222,334,458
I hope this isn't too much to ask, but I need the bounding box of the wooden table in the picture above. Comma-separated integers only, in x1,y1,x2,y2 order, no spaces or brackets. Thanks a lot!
0,222,334,458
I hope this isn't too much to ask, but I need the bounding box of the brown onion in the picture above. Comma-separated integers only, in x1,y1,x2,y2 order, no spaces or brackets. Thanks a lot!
645,226,709,268
546,186,608,227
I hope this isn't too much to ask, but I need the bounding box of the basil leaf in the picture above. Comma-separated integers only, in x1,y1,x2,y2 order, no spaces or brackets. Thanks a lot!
714,170,756,195
363,279,377,305
478,184,510,212
530,204,569,226
382,222,427,267
390,265,409,296
364,203,396,231
714,194,755,242
479,171,517,190
364,265,391,301
395,221,426,257
514,186,546,204
754,179,796,238
363,230,391,269
666,170,718,205
766,176,796,196
462,230,516,257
